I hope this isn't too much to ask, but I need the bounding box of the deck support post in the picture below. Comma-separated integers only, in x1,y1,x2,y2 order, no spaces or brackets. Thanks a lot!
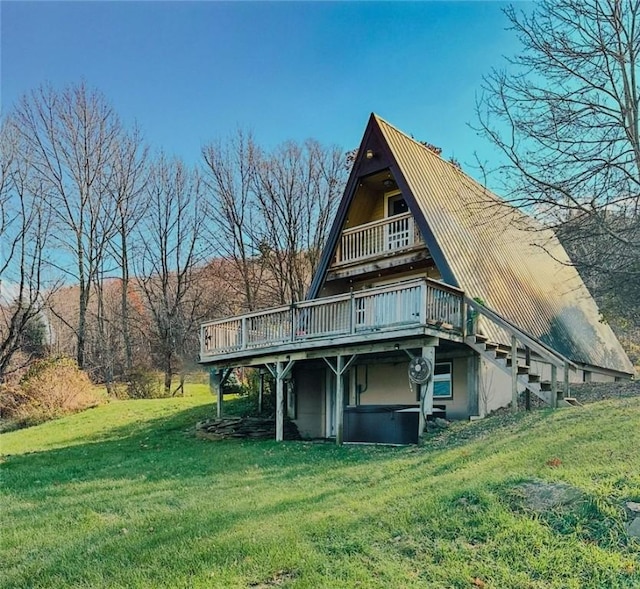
323,354,358,445
511,336,518,412
550,364,558,408
258,369,265,414
467,353,480,417
563,361,570,404
267,360,296,442
335,356,345,445
210,368,232,419
276,361,284,441
418,346,436,443
524,347,531,411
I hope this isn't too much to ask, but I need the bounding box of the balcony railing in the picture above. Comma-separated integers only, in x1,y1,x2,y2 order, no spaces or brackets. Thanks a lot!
201,278,464,358
335,213,424,265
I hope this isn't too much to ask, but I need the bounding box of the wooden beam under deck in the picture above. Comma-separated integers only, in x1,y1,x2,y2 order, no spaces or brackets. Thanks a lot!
323,354,358,445
326,249,432,283
201,326,453,369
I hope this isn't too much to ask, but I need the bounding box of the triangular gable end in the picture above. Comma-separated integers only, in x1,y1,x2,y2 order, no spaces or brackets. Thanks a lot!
307,113,457,299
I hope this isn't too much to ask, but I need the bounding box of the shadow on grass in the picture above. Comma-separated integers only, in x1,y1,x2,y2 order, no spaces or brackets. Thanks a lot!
3,398,640,588
2,400,414,498
0,402,425,588
6,398,638,499
8,397,640,484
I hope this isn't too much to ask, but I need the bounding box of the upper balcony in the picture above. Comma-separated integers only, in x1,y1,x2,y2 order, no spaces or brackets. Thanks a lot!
333,212,424,267
200,278,465,364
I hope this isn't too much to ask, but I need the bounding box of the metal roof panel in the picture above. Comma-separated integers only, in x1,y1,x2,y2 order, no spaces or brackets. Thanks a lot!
375,115,633,374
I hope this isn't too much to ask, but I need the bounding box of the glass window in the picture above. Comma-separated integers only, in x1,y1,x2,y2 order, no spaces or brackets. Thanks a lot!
433,362,453,398
387,193,408,216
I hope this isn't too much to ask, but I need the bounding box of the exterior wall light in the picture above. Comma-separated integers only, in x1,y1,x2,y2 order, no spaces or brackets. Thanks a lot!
366,149,374,159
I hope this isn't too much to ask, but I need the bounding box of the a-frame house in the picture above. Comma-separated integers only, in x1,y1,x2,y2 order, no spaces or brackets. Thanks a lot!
200,114,634,445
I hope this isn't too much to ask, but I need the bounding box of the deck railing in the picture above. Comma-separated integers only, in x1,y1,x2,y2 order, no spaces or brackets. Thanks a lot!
201,278,464,357
335,213,423,265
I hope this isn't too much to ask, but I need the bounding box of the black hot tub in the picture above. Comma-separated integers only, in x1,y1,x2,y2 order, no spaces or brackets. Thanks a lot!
343,405,420,445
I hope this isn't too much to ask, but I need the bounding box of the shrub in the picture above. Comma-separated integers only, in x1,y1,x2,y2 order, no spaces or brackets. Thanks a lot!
125,368,163,399
1,357,102,428
107,381,130,400
0,383,31,422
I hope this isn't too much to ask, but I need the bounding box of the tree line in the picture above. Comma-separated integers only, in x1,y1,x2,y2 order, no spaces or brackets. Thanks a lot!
0,83,347,391
3,0,640,391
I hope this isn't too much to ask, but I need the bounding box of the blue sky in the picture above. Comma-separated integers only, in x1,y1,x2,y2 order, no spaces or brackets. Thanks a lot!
2,1,525,171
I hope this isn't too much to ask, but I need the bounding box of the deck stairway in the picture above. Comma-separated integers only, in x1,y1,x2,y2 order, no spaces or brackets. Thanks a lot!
464,298,578,408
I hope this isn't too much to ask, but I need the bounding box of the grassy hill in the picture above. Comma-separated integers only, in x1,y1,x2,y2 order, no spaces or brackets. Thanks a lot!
1,388,639,588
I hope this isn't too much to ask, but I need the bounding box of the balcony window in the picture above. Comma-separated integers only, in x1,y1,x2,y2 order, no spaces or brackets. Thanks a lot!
386,191,408,217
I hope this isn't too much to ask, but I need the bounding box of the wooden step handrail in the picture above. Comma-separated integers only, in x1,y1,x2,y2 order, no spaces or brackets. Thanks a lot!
465,296,577,370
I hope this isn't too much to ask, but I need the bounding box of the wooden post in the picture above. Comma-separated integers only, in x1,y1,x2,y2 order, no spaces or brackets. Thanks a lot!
241,317,247,350
217,375,223,418
563,361,570,403
210,369,233,419
419,282,427,324
258,370,264,414
209,369,223,419
461,299,467,338
323,355,356,445
511,335,518,412
466,353,479,417
550,364,558,409
418,346,435,443
276,361,284,442
524,346,531,410
418,382,427,441
264,360,294,441
335,355,345,445
349,291,355,334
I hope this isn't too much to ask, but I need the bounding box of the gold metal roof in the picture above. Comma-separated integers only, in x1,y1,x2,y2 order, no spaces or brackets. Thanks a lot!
368,115,632,373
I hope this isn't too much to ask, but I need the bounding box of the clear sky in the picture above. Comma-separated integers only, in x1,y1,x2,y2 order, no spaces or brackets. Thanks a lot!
1,1,525,171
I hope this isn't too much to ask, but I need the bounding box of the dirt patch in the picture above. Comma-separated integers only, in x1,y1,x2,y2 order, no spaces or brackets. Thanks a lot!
510,480,583,513
248,570,298,588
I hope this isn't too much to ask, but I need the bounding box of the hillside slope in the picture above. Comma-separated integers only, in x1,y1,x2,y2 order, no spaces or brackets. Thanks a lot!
1,392,639,589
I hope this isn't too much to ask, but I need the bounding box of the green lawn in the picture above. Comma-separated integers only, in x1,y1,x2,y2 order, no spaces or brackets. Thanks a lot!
1,387,639,588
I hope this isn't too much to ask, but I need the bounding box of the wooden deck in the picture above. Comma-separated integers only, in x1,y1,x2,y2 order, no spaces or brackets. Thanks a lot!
200,278,465,365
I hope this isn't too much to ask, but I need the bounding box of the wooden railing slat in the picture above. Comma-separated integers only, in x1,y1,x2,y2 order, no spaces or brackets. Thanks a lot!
336,213,423,265
201,279,464,356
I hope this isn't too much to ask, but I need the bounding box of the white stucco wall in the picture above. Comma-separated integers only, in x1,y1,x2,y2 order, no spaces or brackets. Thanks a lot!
355,362,417,406
353,356,471,419
478,360,513,416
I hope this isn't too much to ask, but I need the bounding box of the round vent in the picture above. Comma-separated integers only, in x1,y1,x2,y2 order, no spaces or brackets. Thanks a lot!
408,357,432,384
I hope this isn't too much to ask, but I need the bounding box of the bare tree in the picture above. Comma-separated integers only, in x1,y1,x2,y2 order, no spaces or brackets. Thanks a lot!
0,117,59,378
253,139,346,303
202,130,267,311
106,128,148,372
476,0,640,285
10,83,122,368
203,133,346,309
134,154,206,395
